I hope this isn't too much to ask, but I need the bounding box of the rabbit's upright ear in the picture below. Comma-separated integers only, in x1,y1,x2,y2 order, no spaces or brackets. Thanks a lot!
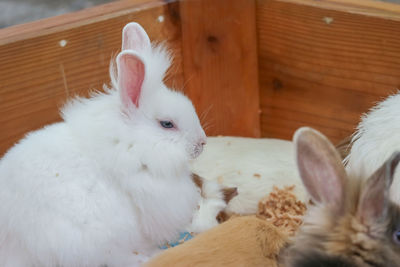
358,152,400,224
294,127,346,212
117,51,145,108
122,22,151,51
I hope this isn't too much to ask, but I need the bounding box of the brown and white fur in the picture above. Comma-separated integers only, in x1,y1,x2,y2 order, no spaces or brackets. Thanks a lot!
188,173,238,234
280,127,400,267
147,128,400,267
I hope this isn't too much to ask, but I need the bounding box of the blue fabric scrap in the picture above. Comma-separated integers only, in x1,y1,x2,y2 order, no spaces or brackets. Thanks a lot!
160,232,194,249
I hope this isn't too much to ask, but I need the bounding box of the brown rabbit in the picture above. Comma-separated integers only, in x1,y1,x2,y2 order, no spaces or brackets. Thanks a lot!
146,215,287,267
280,127,400,267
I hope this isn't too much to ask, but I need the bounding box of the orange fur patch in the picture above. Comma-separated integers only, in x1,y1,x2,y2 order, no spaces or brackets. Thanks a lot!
145,216,287,267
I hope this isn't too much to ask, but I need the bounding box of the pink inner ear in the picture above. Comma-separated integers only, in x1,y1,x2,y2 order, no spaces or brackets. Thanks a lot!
118,53,145,108
122,23,151,51
295,129,345,209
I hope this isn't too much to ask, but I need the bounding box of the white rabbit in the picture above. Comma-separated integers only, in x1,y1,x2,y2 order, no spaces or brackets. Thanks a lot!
191,136,306,215
346,91,400,204
0,22,206,267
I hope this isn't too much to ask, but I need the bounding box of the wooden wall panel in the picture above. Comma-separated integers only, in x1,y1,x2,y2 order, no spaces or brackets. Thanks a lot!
0,0,183,156
0,0,262,156
257,0,400,143
180,0,260,138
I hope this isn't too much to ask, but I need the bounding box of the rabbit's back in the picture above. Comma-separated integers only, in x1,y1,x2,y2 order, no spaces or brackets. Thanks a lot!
346,93,400,204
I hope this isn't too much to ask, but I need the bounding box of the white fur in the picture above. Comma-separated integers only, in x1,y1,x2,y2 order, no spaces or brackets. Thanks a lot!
346,92,400,204
0,23,206,266
191,136,306,214
186,179,227,233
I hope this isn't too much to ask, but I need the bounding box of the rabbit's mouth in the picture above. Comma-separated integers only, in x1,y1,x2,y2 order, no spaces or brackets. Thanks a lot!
191,144,204,159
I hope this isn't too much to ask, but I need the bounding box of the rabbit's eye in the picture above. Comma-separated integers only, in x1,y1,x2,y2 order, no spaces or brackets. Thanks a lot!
393,230,400,244
160,121,174,129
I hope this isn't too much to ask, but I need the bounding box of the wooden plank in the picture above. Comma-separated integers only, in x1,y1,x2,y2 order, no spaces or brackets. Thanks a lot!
0,0,183,156
179,0,260,138
278,0,400,21
257,0,400,143
0,0,158,45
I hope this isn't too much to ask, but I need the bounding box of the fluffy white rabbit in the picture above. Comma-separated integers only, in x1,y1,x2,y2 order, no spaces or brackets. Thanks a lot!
346,92,400,204
191,136,306,215
0,23,207,267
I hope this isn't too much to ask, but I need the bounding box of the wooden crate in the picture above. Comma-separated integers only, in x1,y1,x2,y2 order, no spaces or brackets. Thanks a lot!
1,0,400,156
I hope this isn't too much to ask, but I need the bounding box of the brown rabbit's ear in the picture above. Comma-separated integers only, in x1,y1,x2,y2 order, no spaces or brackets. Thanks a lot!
358,152,400,223
294,127,346,211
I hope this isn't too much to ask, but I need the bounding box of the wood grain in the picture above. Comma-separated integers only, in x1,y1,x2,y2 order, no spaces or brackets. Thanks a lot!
180,0,261,138
0,0,160,45
257,0,400,143
279,0,400,21
0,0,183,155
4,0,399,155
